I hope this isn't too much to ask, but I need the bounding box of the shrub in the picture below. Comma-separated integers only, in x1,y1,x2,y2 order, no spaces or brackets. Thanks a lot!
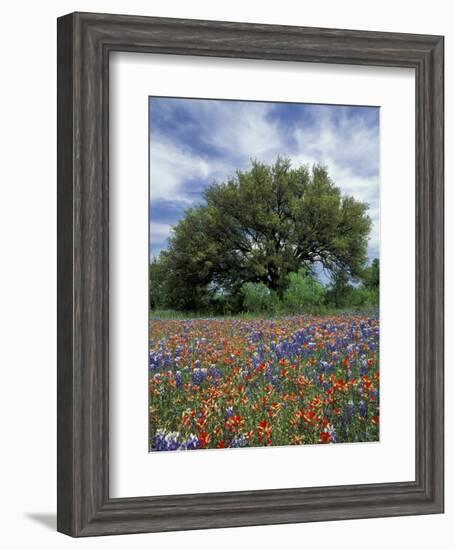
350,286,379,308
283,269,326,314
241,282,280,313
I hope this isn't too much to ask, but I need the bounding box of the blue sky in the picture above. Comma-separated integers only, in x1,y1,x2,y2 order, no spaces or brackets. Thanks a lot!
149,97,380,263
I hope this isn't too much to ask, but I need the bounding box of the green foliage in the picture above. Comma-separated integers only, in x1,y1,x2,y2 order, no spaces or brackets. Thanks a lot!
157,158,371,310
150,259,380,316
241,282,280,313
362,258,380,290
356,287,379,307
149,257,168,310
283,269,326,313
325,260,379,310
325,268,351,309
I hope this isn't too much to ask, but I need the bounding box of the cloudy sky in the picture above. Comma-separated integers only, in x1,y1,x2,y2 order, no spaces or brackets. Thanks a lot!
149,97,379,263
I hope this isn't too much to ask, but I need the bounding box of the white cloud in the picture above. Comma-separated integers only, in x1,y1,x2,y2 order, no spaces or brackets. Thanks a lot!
149,139,211,204
192,100,283,158
294,108,379,176
149,221,172,245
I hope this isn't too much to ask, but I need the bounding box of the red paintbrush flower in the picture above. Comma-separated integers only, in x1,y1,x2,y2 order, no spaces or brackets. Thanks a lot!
198,431,211,448
196,416,207,429
319,432,331,444
257,420,272,444
226,415,245,431
299,409,319,425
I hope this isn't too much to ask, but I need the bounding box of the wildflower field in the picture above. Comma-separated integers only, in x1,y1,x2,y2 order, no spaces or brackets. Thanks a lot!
149,314,379,451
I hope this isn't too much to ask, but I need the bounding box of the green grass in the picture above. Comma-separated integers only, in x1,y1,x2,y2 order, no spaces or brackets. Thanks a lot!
150,309,280,320
150,307,379,321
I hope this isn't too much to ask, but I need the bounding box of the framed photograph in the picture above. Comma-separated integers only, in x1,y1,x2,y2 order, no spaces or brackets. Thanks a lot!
57,12,444,536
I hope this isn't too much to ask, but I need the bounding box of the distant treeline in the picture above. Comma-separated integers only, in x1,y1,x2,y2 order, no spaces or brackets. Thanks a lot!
151,260,379,315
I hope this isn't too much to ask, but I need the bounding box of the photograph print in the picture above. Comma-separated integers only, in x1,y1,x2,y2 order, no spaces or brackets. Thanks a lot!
148,97,380,452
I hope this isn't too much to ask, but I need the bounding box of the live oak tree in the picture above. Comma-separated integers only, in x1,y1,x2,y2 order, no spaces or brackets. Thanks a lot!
155,158,371,310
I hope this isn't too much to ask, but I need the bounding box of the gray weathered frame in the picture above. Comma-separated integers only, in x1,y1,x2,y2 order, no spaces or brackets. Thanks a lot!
57,12,444,537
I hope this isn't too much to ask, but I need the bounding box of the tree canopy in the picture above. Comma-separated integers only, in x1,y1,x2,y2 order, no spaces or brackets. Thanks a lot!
152,158,372,311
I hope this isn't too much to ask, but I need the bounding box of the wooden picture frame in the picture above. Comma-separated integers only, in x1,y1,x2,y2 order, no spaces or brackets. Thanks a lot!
57,12,444,536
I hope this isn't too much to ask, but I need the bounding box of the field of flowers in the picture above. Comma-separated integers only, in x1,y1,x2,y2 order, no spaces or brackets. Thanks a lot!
149,314,379,451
